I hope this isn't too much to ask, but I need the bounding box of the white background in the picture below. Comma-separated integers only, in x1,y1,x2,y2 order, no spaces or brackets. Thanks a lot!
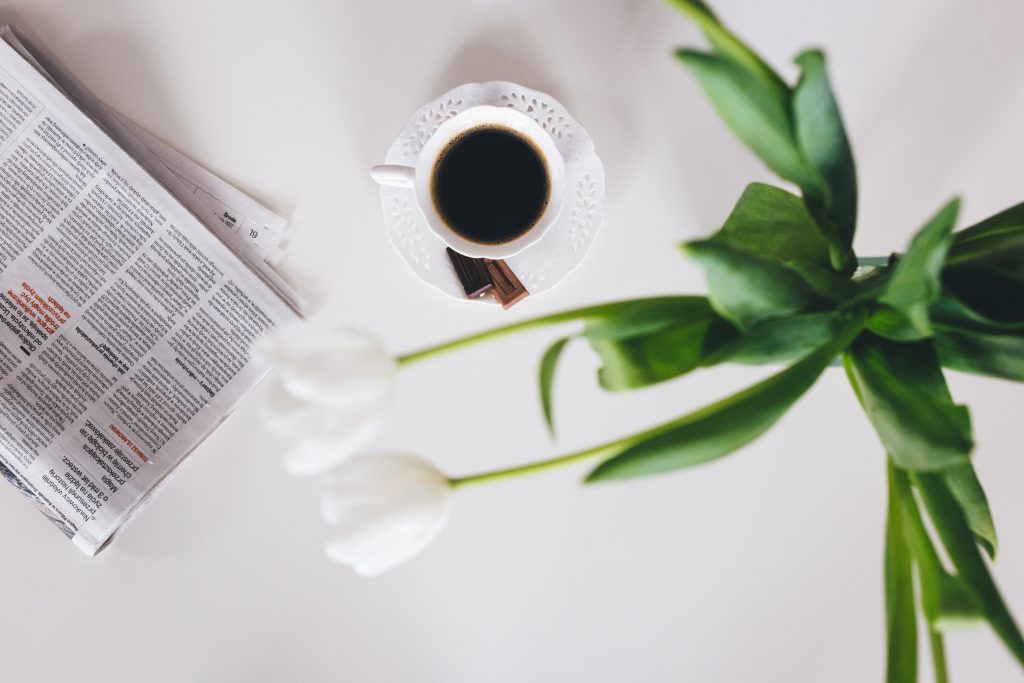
1,1,1023,681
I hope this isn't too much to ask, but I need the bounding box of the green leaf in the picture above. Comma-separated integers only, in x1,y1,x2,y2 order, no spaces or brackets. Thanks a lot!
583,297,720,340
664,0,788,97
872,198,960,340
892,465,987,632
931,289,1024,333
930,279,1024,383
931,272,1024,383
862,335,995,555
684,239,830,330
792,49,858,274
666,2,860,270
914,472,1024,667
708,311,843,365
588,302,738,391
585,308,867,482
944,464,998,560
947,200,1024,269
864,305,921,342
539,337,571,439
676,49,823,192
935,327,1024,383
586,304,844,391
717,184,829,262
941,265,1024,325
884,464,918,683
889,464,985,683
843,334,972,471
711,183,858,297
933,576,987,632
849,331,996,555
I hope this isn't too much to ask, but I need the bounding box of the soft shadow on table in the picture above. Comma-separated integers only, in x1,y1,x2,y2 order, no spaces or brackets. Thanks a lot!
342,0,659,196
345,0,748,232
0,9,314,305
429,28,561,105
427,8,652,193
0,7,186,151
1,6,294,221
108,463,239,559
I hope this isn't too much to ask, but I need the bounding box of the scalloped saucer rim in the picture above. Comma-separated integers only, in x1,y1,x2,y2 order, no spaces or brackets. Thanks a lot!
377,80,605,304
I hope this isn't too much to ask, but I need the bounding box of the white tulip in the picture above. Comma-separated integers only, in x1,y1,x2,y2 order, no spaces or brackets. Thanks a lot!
254,322,396,475
321,453,452,576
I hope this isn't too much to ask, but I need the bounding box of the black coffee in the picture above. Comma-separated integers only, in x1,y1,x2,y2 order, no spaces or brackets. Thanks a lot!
432,126,549,244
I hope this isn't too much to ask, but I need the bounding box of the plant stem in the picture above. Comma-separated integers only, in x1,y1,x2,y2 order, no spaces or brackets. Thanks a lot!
449,303,870,488
929,631,949,683
448,439,628,489
395,298,674,366
449,401,702,488
399,259,892,367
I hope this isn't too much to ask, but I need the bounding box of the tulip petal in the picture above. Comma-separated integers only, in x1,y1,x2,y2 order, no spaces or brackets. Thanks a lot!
320,453,452,575
282,348,395,410
260,376,320,437
324,497,448,576
283,414,387,476
255,323,395,410
252,319,348,367
260,375,388,474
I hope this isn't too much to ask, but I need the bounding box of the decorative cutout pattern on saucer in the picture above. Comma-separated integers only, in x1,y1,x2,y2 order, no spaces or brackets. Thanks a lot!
401,97,466,160
499,91,574,140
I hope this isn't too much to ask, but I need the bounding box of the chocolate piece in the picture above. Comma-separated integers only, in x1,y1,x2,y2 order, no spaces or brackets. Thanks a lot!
485,259,529,309
446,247,493,298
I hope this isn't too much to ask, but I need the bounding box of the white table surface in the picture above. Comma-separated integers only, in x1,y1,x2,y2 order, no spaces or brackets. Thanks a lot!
2,1,1023,681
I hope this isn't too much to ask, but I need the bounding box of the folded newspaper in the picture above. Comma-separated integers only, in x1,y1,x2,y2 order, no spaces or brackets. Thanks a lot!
0,26,304,554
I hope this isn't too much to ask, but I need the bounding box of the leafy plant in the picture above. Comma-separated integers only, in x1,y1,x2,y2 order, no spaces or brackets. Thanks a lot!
268,1,1024,678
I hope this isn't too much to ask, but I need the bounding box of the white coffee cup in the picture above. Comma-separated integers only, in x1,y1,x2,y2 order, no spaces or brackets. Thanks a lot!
371,105,566,260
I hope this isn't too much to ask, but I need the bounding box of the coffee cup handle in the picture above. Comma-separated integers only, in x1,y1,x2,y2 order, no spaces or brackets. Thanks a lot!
370,164,416,189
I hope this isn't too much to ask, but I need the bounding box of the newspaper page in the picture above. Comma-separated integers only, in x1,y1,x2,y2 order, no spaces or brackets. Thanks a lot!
0,34,299,554
107,110,289,266
0,26,300,310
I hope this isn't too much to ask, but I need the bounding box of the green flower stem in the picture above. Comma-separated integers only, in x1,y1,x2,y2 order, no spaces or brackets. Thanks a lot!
448,438,630,489
445,400,726,489
398,260,891,368
930,632,950,683
395,299,664,367
448,383,740,488
450,309,867,488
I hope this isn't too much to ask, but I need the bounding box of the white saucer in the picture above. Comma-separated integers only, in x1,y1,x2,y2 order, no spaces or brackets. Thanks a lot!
378,81,605,303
